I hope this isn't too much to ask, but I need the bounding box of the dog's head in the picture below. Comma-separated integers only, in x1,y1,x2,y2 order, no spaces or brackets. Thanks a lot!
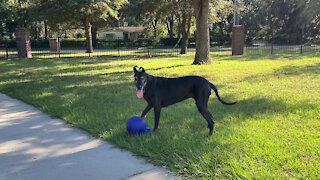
133,66,147,98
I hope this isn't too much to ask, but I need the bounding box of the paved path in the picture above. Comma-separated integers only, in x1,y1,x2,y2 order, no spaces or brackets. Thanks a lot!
0,93,177,180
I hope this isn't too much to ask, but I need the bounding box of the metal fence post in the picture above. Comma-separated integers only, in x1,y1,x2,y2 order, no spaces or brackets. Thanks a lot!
300,44,303,54
271,43,273,55
58,37,61,58
5,44,9,59
117,37,120,57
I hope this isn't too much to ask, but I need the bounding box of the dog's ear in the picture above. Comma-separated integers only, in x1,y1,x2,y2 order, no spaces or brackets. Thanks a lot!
139,67,145,73
133,66,138,73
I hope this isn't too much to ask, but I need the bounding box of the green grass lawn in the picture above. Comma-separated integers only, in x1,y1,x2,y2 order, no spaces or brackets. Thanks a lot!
0,53,319,179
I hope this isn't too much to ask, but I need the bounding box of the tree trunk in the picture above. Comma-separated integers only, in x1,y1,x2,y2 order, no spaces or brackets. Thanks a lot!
83,17,93,53
34,21,38,39
44,21,48,40
166,16,174,38
92,23,97,48
64,30,68,38
180,36,188,54
180,13,192,54
152,19,158,38
176,13,182,40
192,0,210,64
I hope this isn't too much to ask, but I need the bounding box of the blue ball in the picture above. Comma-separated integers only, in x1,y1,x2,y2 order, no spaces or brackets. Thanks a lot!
126,116,147,134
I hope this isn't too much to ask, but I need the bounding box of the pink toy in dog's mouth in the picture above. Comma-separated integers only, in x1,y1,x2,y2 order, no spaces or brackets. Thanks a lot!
137,90,143,99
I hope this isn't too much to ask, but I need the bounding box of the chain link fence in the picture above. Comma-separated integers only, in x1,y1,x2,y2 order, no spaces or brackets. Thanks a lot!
1,39,319,60
245,44,320,56
0,38,180,59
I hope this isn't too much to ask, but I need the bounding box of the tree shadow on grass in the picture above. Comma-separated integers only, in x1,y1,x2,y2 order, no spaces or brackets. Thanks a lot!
232,62,320,85
0,57,188,79
99,64,189,77
211,52,320,62
212,54,272,61
273,63,320,76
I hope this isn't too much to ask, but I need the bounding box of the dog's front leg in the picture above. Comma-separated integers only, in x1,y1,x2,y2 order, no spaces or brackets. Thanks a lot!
141,104,153,118
153,107,161,131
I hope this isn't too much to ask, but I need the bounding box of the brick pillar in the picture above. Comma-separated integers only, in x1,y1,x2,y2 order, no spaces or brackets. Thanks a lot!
49,38,60,51
232,25,245,55
15,28,32,58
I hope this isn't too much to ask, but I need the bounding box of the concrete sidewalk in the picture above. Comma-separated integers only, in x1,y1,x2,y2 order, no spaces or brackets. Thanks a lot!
0,93,177,180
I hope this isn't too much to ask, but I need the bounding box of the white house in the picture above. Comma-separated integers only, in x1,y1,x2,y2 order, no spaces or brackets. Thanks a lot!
97,26,145,40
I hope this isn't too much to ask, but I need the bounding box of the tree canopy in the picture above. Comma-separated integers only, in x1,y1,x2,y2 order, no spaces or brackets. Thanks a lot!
0,0,319,57
28,0,128,52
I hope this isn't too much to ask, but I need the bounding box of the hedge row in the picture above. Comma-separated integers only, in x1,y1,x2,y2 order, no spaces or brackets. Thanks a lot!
0,38,194,49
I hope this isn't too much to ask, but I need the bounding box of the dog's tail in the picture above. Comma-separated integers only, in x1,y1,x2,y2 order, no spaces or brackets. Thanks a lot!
209,82,237,105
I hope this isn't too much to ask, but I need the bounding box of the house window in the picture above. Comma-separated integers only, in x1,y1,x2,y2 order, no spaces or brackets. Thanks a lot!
124,33,129,40
105,33,115,39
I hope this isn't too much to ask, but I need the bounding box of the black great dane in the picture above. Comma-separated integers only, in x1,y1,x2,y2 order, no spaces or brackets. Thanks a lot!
133,66,236,136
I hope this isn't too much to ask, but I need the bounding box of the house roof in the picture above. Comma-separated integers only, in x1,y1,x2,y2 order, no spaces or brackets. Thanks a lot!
117,26,145,33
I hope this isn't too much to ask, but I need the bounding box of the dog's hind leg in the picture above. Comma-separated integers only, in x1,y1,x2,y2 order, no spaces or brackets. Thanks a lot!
205,111,215,136
141,104,153,118
195,96,215,136
197,105,215,136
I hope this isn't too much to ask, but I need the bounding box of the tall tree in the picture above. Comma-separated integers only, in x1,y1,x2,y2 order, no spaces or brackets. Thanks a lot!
118,0,145,26
141,0,167,38
240,0,319,44
0,0,17,39
302,0,320,42
173,0,193,54
166,16,175,38
192,0,210,64
30,0,127,53
179,11,192,54
209,0,234,45
0,0,31,39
